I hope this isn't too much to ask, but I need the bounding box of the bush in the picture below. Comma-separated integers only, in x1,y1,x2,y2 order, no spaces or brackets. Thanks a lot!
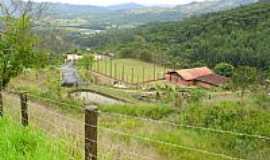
77,54,94,70
214,63,234,77
180,101,270,156
181,101,270,135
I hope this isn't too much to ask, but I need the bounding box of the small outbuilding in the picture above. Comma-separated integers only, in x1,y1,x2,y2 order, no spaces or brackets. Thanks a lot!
165,67,228,88
65,53,83,63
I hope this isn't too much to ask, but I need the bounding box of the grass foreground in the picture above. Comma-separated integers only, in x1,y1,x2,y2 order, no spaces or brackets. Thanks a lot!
0,117,81,160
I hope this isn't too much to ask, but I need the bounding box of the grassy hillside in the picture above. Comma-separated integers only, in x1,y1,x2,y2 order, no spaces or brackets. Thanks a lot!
5,66,270,160
99,94,270,160
88,2,270,70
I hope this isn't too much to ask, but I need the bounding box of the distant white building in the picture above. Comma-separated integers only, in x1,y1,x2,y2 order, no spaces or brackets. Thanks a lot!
94,55,103,61
65,53,83,63
93,54,111,61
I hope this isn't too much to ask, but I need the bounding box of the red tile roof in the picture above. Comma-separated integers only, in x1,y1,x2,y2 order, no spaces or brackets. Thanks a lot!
196,74,229,86
176,67,213,81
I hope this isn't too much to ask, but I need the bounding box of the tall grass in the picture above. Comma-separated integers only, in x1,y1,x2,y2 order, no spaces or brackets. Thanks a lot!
178,100,270,159
0,117,82,160
99,103,174,120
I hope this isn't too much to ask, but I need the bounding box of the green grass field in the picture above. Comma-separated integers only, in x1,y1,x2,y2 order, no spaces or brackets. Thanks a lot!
93,58,168,83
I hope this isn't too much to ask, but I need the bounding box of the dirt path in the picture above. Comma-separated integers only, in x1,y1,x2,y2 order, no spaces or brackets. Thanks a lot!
3,93,164,160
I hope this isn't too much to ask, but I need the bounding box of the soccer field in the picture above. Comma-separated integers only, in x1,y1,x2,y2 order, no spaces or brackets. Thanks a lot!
92,58,169,83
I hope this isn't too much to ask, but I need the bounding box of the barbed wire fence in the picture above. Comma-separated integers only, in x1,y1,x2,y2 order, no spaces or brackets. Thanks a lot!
1,90,270,160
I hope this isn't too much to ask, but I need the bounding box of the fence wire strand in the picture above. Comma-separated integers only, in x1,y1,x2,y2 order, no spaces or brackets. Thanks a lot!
97,126,245,160
3,89,270,160
12,90,270,141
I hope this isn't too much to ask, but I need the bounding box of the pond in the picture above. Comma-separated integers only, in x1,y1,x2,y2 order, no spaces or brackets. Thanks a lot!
71,91,123,105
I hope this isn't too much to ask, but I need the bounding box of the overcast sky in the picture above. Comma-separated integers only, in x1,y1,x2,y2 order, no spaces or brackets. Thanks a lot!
27,0,209,6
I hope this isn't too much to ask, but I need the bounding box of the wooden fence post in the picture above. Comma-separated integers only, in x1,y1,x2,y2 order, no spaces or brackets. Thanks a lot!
85,106,98,160
114,63,117,79
105,60,108,75
142,67,145,83
110,59,113,78
0,90,3,117
131,68,134,84
97,60,100,73
20,92,28,127
122,64,125,81
154,63,156,81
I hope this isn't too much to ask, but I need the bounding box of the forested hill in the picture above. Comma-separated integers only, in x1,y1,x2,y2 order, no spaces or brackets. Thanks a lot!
88,2,270,70
30,0,257,26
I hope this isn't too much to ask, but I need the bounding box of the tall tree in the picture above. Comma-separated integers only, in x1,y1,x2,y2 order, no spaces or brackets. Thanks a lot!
0,0,46,116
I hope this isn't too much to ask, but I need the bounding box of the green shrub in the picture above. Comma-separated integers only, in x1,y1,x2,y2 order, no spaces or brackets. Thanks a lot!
77,54,94,70
214,63,234,77
182,101,270,135
180,101,270,156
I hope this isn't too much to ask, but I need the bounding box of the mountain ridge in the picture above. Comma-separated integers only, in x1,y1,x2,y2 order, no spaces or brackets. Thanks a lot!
44,0,258,24
1,0,259,29
107,3,145,11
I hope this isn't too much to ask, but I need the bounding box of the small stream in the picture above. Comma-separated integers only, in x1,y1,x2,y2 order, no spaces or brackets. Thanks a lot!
72,92,123,105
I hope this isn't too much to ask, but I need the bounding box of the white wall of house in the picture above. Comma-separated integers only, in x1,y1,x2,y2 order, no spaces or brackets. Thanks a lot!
66,54,83,62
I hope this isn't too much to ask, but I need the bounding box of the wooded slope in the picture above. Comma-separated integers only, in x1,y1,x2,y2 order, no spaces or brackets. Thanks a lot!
89,2,270,70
